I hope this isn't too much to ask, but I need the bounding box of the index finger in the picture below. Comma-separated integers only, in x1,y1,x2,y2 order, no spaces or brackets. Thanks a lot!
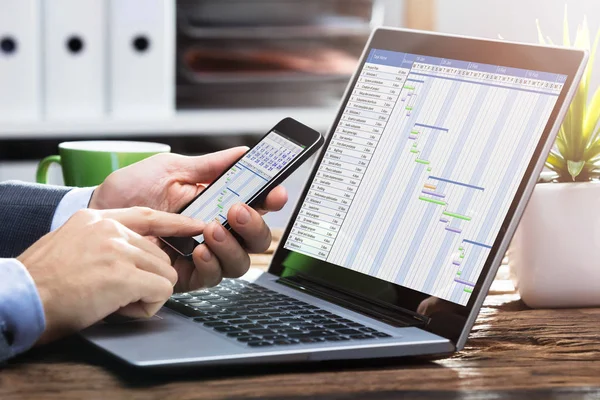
99,207,205,237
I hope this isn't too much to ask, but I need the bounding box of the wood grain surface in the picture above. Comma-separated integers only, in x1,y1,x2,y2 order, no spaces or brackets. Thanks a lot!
2,232,600,399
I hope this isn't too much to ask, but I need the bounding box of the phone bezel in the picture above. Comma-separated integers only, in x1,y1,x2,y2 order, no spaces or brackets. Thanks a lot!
161,117,324,256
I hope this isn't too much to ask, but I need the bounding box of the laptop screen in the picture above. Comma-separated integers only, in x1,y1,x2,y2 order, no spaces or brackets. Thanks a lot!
283,49,567,306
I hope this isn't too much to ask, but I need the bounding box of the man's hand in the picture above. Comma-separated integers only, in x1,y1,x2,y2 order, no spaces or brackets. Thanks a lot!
89,149,288,292
18,207,205,343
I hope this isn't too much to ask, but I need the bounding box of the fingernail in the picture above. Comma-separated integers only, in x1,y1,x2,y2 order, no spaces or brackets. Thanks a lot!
213,223,226,242
236,205,251,225
201,246,212,262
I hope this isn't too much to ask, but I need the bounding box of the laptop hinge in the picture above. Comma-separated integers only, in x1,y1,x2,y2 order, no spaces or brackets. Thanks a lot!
277,274,429,328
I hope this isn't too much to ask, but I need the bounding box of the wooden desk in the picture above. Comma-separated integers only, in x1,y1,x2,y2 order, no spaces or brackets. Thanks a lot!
3,232,600,399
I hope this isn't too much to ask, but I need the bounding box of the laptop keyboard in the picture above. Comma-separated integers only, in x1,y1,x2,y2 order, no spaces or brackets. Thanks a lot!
166,279,391,348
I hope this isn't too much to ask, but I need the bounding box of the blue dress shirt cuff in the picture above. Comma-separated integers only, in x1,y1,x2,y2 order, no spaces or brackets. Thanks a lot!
0,258,46,359
50,187,96,231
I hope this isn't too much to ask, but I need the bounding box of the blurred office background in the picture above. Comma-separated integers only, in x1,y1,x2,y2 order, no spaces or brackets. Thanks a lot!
0,0,596,228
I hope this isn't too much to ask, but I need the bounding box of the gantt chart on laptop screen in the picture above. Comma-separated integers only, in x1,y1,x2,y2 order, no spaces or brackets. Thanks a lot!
284,49,566,305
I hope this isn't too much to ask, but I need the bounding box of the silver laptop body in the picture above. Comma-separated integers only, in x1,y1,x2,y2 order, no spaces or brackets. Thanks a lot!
82,28,587,368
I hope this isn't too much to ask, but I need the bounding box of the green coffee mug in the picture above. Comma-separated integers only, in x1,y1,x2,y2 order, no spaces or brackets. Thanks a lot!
36,141,171,187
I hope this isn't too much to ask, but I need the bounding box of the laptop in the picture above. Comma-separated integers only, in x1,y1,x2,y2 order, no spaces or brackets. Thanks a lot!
83,28,587,368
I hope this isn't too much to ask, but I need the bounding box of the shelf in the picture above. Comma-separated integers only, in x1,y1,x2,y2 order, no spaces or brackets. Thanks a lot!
0,107,338,139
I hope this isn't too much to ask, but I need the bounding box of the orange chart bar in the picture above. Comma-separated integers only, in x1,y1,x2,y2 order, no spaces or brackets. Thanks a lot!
424,184,437,190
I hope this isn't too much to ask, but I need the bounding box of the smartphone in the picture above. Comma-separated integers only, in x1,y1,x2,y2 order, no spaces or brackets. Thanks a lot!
161,118,324,256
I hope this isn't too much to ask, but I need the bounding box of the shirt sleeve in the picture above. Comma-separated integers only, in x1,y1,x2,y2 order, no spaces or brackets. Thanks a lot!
50,187,96,231
0,258,46,362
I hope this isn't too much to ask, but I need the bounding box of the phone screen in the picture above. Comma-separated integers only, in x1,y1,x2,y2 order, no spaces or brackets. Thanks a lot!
181,130,306,243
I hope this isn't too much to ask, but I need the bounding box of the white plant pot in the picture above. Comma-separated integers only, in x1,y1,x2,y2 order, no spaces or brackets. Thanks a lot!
509,181,600,308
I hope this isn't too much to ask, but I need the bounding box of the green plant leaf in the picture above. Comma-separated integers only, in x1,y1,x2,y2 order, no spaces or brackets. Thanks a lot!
584,85,600,138
536,10,600,182
568,159,585,180
536,19,546,45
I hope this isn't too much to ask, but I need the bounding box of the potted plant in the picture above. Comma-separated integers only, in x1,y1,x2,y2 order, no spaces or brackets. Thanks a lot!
509,10,600,308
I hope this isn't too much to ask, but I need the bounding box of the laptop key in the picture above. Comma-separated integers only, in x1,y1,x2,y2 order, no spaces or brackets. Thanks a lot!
262,335,287,341
267,313,289,318
233,310,254,316
323,324,348,330
203,321,229,327
299,337,326,343
277,329,304,336
217,314,238,320
336,329,362,335
248,329,275,336
227,319,249,325
189,303,218,310
255,308,278,313
247,341,274,347
349,334,375,340
315,310,336,315
227,332,252,338
214,326,242,333
238,324,262,330
346,322,366,328
165,301,207,318
280,317,304,323
255,319,274,326
324,336,350,342
310,318,333,324
244,314,265,320
359,327,379,333
303,305,320,310
266,324,288,330
237,336,261,343
372,332,392,338
287,331,328,339
274,340,297,345
207,299,236,305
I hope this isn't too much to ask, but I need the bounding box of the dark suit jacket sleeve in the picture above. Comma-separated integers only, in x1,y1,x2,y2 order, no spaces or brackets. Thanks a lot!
0,181,71,258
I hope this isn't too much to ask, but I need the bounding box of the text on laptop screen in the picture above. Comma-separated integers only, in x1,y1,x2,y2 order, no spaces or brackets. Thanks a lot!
283,49,567,306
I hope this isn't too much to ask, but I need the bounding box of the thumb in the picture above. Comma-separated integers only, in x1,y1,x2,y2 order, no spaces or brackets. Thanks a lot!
175,147,248,184
99,207,205,237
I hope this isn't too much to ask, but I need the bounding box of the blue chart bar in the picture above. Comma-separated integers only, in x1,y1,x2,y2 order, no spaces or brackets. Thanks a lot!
407,78,425,83
454,277,476,287
227,187,240,197
429,176,485,191
414,123,450,132
422,190,445,198
463,239,492,249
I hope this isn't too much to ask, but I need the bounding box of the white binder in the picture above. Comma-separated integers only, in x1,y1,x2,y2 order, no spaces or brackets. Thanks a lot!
108,0,175,118
0,0,41,121
43,0,106,120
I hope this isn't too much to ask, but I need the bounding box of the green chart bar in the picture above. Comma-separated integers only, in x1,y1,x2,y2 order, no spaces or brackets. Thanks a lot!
418,196,446,206
410,149,419,154
456,271,462,276
411,130,420,134
415,159,430,165
404,85,415,90
443,211,472,221
464,288,473,294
